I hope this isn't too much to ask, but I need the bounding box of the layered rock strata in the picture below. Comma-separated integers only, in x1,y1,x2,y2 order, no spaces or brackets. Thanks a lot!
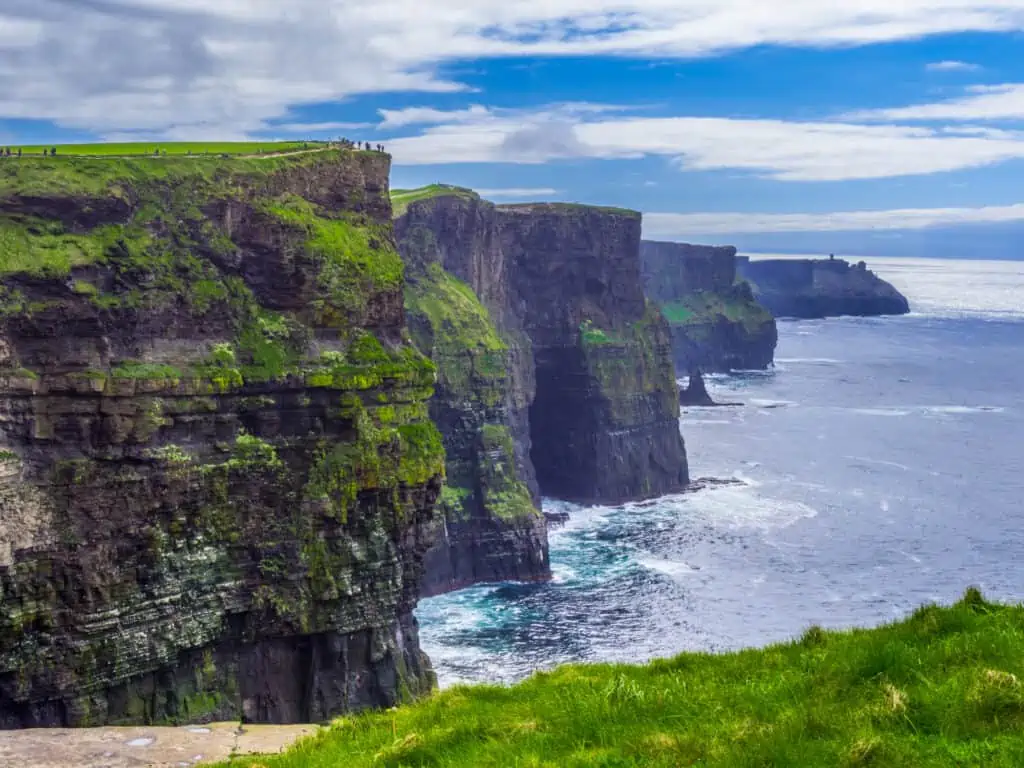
394,193,549,597
640,241,777,372
0,150,444,727
736,257,911,319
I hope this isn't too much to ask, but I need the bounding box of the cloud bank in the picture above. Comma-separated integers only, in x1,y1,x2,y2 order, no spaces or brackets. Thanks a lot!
643,203,1024,236
4,1,1024,136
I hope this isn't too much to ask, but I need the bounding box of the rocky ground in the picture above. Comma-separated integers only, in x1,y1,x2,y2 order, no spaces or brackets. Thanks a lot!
0,723,317,768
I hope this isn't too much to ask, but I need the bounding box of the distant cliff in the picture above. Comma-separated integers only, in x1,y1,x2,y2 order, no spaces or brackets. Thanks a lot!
0,150,444,727
737,257,910,319
394,189,549,597
397,191,688,529
500,204,688,504
640,241,777,372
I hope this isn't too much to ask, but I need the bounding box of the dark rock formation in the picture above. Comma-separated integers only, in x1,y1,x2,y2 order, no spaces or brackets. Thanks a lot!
677,369,742,408
394,191,549,597
501,205,688,505
397,193,689,518
640,241,777,372
736,257,911,319
678,368,715,406
0,150,445,727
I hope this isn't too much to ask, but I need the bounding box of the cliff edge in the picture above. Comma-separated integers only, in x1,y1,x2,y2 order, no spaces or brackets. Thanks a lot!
0,149,445,726
737,257,910,319
394,188,549,597
640,241,777,372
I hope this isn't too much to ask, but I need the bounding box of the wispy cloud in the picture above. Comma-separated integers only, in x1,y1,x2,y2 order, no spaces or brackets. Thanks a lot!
263,121,374,133
926,60,982,72
643,203,1024,236
476,187,561,198
848,84,1024,122
5,1,1024,136
384,103,1024,181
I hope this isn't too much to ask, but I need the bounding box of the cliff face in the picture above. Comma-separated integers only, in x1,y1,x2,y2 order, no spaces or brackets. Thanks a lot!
737,257,911,319
0,150,445,727
640,241,777,372
394,192,549,597
498,205,689,505
396,194,688,523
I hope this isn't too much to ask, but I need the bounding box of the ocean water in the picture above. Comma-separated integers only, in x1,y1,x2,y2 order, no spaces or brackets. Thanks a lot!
416,257,1024,688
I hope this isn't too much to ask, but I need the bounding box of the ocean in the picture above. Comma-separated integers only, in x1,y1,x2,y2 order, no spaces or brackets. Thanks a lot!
415,256,1024,688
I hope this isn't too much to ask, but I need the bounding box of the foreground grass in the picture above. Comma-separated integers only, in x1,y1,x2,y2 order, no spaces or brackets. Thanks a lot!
221,590,1024,767
0,141,318,156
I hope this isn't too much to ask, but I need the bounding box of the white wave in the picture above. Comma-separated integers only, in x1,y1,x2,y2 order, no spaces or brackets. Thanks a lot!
749,398,797,408
845,455,912,471
655,482,818,532
636,555,702,579
851,407,913,417
921,405,1005,415
550,562,578,584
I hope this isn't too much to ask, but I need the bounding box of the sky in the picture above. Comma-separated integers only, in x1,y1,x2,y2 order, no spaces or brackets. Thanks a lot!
2,2,1024,257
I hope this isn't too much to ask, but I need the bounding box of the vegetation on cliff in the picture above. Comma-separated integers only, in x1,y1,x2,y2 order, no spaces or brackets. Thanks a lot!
1,141,318,156
391,185,480,218
222,590,1024,767
660,283,774,334
0,145,445,726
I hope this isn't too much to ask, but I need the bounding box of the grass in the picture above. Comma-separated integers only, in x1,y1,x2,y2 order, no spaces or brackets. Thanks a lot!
497,201,641,217
0,141,320,157
391,184,480,218
661,287,774,331
218,589,1024,768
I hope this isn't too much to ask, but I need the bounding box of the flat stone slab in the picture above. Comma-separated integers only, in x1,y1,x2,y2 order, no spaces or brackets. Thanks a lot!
0,722,318,768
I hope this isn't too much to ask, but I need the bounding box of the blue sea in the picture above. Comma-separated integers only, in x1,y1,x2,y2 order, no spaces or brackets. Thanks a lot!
416,257,1024,688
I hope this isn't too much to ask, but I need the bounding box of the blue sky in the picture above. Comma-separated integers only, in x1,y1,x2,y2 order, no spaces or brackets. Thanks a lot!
3,2,1024,257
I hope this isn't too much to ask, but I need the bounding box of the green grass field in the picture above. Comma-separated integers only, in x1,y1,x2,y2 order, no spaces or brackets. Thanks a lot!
0,141,323,157
218,589,1024,767
390,184,480,217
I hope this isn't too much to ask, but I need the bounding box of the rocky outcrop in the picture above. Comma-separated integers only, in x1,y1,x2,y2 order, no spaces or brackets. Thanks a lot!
501,205,688,505
640,241,777,372
0,150,445,727
397,193,689,519
736,257,911,319
394,192,549,597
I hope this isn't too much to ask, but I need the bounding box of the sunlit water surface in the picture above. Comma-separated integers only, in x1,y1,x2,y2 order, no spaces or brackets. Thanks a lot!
416,257,1024,687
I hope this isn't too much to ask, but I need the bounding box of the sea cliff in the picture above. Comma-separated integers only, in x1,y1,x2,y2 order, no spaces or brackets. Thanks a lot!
0,149,445,726
640,241,777,372
394,189,688,592
736,256,911,319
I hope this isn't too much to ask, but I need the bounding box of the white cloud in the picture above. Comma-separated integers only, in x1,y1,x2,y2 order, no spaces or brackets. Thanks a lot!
379,105,494,129
384,103,1024,181
849,83,1024,121
926,59,982,71
643,203,1024,235
4,1,1024,136
476,187,560,198
264,121,374,133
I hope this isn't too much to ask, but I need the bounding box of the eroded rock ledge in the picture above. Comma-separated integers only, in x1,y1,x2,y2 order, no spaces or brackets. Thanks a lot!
0,150,444,727
640,241,777,373
397,192,689,541
736,256,911,319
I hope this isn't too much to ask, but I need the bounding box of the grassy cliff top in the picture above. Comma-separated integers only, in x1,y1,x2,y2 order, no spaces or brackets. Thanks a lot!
390,184,480,218
0,146,384,200
498,201,641,218
0,141,321,157
221,589,1024,768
